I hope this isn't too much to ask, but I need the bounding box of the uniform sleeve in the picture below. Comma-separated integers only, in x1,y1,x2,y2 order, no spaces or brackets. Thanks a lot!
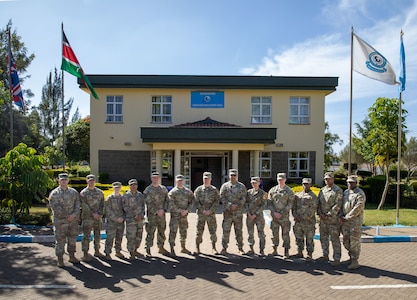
344,191,366,220
329,188,343,217
209,188,220,214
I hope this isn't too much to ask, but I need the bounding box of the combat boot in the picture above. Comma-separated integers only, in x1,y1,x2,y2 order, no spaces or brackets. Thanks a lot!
57,255,64,268
82,251,91,262
180,242,191,255
245,245,254,256
259,249,265,257
105,253,112,260
330,259,340,266
115,251,125,259
220,248,228,255
129,251,136,260
317,254,329,262
134,250,143,257
284,248,290,258
347,259,360,270
212,243,218,255
158,246,170,255
94,250,105,258
238,247,245,255
145,247,152,257
306,252,313,262
68,253,80,264
269,246,278,256
170,245,177,256
194,243,201,255
295,250,304,258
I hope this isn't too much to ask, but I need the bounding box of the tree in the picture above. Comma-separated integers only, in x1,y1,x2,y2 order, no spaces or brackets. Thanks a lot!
71,107,81,124
65,117,90,163
324,121,343,171
353,118,376,174
402,136,417,179
367,97,407,209
0,143,54,221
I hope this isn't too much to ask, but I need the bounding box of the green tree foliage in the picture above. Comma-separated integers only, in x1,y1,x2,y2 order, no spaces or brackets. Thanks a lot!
65,117,90,163
367,97,407,209
324,121,343,171
402,136,417,179
353,117,376,173
0,143,54,219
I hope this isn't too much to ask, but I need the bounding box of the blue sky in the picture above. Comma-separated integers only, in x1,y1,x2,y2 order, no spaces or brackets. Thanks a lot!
2,0,417,153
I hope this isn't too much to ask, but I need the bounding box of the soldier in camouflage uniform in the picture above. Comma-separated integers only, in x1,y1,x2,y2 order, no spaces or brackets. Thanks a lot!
144,172,170,256
123,178,145,259
339,175,366,270
194,171,220,255
220,169,247,255
293,178,318,261
80,174,105,261
245,176,267,256
48,173,81,267
104,181,125,260
267,172,295,258
317,171,343,265
168,174,195,256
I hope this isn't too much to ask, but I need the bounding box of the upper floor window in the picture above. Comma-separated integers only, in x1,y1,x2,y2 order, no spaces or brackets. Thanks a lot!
106,96,123,123
289,97,310,124
152,96,172,123
288,151,309,178
251,96,271,124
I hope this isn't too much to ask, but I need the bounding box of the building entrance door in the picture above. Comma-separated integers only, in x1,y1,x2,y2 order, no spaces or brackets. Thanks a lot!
191,157,222,190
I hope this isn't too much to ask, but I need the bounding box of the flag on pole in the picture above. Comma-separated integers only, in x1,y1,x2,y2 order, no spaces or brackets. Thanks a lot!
352,33,397,85
399,31,406,92
6,48,25,111
61,30,99,100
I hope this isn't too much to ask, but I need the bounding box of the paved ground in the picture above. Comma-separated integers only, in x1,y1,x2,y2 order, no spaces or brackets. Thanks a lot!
1,213,417,300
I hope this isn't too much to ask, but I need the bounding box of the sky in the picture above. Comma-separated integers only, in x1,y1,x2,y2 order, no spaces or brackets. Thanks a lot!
1,0,417,154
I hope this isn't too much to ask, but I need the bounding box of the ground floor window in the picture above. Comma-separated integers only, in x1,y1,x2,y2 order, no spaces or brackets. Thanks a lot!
288,151,309,178
250,151,272,178
151,151,173,178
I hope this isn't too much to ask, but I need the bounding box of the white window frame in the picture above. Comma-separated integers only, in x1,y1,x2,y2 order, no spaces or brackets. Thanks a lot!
289,96,310,124
288,151,309,178
251,96,272,124
250,151,272,178
151,151,173,179
151,96,172,123
106,96,123,123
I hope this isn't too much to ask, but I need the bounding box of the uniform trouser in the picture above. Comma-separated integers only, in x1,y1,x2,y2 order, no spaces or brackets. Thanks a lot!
125,219,144,252
145,214,166,249
104,221,125,254
319,219,341,260
293,220,315,254
196,213,217,244
246,214,266,250
270,217,291,249
81,218,102,252
222,211,243,249
341,220,361,260
169,213,188,246
54,219,79,256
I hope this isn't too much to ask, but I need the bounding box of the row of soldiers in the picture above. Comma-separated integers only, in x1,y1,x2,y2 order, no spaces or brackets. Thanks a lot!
48,169,366,270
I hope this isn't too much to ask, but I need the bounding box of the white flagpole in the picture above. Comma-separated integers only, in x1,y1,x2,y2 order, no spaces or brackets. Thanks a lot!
348,28,354,175
61,23,66,171
396,30,404,225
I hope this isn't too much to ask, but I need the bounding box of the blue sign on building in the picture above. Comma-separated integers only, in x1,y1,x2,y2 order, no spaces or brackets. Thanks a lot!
191,91,224,108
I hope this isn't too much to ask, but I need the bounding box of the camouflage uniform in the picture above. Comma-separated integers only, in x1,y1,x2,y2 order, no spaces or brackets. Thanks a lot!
144,184,169,250
123,190,145,253
168,185,194,247
267,184,295,250
245,187,267,252
220,180,247,250
104,194,125,255
293,189,318,255
340,185,366,262
80,186,104,253
317,184,343,260
49,186,80,258
194,184,220,246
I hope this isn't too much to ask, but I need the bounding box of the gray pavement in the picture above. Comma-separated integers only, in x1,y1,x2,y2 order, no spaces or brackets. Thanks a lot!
1,213,417,300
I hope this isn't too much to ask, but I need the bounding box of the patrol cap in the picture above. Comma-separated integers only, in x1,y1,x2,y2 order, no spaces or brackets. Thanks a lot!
128,178,138,185
302,178,312,184
229,169,238,175
251,176,260,183
175,174,184,181
86,174,96,181
346,175,357,183
58,173,69,180
151,172,160,177
203,172,212,179
277,173,286,179
324,172,334,179
112,181,122,187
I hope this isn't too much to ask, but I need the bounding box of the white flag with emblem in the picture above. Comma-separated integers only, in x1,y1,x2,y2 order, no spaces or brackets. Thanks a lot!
352,33,397,85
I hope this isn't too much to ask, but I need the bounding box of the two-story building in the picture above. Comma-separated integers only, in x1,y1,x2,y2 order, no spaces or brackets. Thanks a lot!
82,75,338,190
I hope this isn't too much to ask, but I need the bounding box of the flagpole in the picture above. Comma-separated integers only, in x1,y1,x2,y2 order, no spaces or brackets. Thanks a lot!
61,23,66,172
396,30,404,225
348,27,354,176
7,26,14,151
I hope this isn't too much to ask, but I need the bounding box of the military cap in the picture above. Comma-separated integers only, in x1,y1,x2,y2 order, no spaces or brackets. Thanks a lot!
324,172,334,179
250,176,260,183
302,178,312,184
346,175,357,183
58,173,69,180
277,173,286,179
175,174,184,181
151,172,160,177
112,181,122,187
128,178,138,185
203,172,212,179
86,174,96,181
229,169,238,175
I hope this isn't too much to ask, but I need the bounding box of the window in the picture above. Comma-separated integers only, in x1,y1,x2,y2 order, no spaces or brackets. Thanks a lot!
288,152,309,178
152,96,172,123
289,97,310,124
250,151,272,178
106,96,123,122
251,96,271,124
151,151,173,178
